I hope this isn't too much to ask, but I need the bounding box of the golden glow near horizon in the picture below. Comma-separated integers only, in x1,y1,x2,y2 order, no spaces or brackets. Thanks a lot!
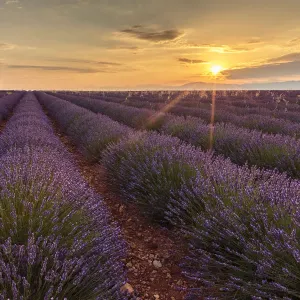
2,1,300,89
210,65,223,76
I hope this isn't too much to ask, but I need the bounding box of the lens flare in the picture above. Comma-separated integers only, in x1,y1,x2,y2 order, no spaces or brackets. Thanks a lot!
211,65,222,76
145,91,189,129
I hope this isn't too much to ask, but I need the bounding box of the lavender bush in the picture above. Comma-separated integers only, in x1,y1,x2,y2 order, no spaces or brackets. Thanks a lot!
51,92,171,130
102,131,212,223
39,91,300,298
101,120,300,298
178,169,300,299
54,92,300,178
0,97,66,156
0,93,127,299
102,128,300,298
162,116,300,178
37,92,132,162
58,91,300,126
0,91,23,122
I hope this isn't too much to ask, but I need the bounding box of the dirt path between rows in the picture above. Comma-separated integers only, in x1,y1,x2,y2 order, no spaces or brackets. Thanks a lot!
0,112,13,132
45,113,198,299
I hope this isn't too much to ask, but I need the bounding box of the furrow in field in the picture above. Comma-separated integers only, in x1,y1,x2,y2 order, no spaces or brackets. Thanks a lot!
46,109,195,299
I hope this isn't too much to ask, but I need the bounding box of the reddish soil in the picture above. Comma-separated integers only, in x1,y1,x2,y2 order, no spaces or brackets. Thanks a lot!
47,117,198,299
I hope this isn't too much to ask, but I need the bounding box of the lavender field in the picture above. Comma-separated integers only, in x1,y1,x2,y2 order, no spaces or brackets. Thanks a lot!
0,90,300,299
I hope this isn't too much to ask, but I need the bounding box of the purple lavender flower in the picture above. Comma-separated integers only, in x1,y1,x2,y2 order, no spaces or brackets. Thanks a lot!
51,92,300,178
0,93,127,299
37,91,300,298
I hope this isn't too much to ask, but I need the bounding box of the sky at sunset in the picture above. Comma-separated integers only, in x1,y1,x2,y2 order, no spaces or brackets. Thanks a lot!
1,0,300,90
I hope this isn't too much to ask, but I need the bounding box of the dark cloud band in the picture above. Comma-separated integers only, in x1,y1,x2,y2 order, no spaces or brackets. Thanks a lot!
225,60,300,79
120,26,183,42
8,65,108,73
178,57,207,64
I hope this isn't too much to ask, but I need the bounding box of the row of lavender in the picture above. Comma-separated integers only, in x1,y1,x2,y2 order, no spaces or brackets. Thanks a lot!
0,93,127,299
100,93,300,128
97,91,300,119
38,92,300,299
114,96,300,123
60,90,300,124
51,92,300,179
60,90,300,109
0,91,24,122
55,91,300,140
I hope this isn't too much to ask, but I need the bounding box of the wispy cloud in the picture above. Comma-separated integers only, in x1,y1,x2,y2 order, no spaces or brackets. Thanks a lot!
120,25,183,43
6,63,137,73
0,42,36,51
268,52,300,63
7,65,107,73
178,57,207,64
207,45,251,53
107,45,140,51
287,37,300,46
173,41,254,53
5,0,20,4
246,37,262,44
0,43,16,50
224,61,300,80
46,57,123,66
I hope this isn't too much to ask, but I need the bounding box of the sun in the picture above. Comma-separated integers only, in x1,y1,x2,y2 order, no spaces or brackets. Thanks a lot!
211,65,223,76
